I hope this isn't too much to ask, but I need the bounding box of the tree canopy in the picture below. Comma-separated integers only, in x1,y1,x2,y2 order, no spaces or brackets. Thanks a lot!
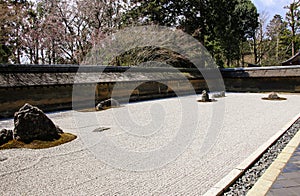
124,0,258,66
0,0,298,67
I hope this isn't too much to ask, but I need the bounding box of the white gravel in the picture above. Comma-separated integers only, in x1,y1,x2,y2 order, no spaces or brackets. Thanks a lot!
0,93,300,195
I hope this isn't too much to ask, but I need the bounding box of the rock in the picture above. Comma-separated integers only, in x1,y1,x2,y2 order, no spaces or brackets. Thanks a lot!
220,91,226,97
0,129,13,146
212,91,226,98
96,98,120,111
201,90,210,102
263,92,286,101
268,92,279,99
93,127,110,132
13,104,63,142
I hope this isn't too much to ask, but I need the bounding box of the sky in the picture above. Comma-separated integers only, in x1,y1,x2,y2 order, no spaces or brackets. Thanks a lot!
251,0,295,20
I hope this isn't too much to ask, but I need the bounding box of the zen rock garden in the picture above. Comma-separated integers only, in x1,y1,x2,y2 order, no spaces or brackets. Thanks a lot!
0,104,76,149
0,91,289,150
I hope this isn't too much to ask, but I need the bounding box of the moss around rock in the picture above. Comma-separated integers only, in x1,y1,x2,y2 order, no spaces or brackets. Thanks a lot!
0,103,77,150
0,133,77,150
96,98,120,111
197,90,217,102
262,92,287,101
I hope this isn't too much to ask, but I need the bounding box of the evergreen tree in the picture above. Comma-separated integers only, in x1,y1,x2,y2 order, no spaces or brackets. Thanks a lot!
265,14,288,64
123,0,258,67
285,0,300,56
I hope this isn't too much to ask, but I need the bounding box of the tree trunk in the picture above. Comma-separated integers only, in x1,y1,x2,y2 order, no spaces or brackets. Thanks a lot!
253,37,258,64
41,49,45,64
276,37,279,61
17,47,21,64
291,23,295,56
291,38,295,57
240,42,245,67
34,40,39,64
52,41,55,64
48,50,51,65
29,48,33,64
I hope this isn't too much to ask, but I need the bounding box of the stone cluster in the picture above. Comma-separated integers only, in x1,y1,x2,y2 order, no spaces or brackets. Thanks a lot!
0,104,63,145
268,92,280,99
96,98,120,111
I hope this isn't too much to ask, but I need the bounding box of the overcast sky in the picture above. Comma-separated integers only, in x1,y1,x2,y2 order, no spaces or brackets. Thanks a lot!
251,0,295,20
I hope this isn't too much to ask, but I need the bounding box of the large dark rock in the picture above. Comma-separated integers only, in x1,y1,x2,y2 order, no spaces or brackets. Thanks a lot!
0,129,13,146
13,104,63,142
96,98,120,111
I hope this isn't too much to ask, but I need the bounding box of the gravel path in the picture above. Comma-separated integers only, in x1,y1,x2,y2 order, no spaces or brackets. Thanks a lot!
224,117,300,195
0,93,299,195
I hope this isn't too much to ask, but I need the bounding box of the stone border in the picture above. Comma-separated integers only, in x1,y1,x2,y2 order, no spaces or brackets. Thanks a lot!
203,112,300,196
247,124,300,195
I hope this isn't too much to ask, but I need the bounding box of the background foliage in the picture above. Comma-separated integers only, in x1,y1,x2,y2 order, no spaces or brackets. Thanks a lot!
0,0,299,67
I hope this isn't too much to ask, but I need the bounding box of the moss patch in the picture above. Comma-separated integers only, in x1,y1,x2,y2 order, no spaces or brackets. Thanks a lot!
78,108,98,112
0,133,77,150
262,97,287,101
197,99,217,103
79,106,121,112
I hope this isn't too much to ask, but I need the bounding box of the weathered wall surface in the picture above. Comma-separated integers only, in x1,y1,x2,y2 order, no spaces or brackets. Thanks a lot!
0,85,73,118
0,65,299,118
221,66,300,92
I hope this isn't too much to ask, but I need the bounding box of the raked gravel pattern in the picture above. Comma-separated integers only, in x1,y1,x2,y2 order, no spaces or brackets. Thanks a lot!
0,93,300,195
223,117,300,196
